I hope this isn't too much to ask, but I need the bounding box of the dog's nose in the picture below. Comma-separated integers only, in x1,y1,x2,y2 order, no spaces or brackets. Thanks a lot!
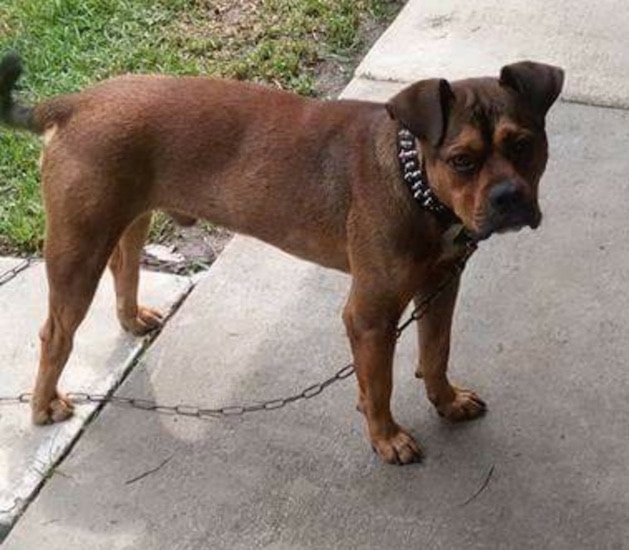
488,181,525,213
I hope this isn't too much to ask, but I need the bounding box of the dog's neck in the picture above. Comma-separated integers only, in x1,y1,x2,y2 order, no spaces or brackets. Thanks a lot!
396,127,460,229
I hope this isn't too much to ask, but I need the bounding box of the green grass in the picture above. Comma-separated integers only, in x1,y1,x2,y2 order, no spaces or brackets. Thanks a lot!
0,0,402,254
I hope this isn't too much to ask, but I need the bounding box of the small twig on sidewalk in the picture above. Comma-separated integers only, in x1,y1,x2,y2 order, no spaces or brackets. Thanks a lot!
124,454,174,486
459,464,495,507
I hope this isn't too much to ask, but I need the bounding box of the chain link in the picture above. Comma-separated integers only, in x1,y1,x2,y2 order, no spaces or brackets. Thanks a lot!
0,241,476,418
0,257,34,287
0,393,32,405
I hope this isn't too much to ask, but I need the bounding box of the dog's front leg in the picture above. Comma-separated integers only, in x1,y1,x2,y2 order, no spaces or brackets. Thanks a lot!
343,284,422,465
415,275,486,421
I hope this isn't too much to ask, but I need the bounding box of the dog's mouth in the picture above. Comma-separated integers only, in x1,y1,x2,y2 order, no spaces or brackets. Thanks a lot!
471,208,542,241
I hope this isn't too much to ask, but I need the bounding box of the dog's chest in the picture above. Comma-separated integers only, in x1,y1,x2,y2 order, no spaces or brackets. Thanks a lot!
437,224,468,264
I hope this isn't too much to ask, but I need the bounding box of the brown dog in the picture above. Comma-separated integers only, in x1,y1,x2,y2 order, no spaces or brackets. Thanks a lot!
0,54,563,464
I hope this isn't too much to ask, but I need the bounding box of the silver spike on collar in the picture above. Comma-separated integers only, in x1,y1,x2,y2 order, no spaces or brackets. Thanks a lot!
397,127,457,224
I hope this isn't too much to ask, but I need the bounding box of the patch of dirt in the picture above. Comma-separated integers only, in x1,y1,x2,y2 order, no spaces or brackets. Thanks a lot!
200,0,258,27
0,237,19,257
142,224,232,275
314,13,393,99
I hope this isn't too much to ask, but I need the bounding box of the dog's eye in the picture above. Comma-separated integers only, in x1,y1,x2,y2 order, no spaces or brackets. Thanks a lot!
449,154,477,174
511,137,533,156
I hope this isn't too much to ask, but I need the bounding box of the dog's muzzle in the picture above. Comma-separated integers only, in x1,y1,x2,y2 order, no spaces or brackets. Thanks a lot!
473,181,541,241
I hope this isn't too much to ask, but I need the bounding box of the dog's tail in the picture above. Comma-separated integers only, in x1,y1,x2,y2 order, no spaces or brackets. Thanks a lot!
0,52,39,133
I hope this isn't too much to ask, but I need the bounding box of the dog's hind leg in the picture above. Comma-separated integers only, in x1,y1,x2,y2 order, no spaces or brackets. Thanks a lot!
108,212,163,336
32,216,125,425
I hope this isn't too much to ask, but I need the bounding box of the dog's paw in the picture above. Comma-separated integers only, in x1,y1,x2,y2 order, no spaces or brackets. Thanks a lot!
437,387,487,421
120,305,164,336
371,426,423,465
32,392,75,425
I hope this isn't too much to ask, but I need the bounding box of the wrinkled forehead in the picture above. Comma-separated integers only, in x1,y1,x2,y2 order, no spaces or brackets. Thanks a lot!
442,77,541,147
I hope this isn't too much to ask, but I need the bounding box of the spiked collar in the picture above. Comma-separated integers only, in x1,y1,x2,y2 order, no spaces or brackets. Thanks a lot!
397,127,460,228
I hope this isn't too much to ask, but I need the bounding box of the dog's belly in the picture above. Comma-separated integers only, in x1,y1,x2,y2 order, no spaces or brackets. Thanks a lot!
161,193,352,273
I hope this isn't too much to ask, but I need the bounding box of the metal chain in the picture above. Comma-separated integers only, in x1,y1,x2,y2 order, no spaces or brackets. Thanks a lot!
0,257,34,287
0,241,476,418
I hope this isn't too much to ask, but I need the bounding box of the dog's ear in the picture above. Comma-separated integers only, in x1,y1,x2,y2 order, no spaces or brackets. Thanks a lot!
385,79,454,146
500,61,565,116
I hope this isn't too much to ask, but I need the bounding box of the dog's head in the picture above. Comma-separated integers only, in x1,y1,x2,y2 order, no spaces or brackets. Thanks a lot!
386,61,564,240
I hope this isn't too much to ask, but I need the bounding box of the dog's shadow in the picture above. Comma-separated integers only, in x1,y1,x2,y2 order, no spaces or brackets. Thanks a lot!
12,247,629,549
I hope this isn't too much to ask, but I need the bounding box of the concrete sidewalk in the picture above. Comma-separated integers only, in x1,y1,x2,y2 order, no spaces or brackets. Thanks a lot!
4,0,629,548
0,263,191,539
354,0,629,108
